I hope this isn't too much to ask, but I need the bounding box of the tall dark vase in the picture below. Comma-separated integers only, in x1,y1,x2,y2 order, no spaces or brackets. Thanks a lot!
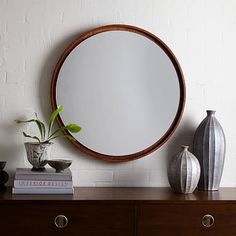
193,110,226,191
0,161,9,190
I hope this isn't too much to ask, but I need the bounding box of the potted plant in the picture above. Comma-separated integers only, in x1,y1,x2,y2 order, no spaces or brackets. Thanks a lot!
15,105,81,171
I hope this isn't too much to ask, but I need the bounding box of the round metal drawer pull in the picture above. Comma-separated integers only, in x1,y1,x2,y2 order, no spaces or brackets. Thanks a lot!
54,215,68,228
202,214,214,227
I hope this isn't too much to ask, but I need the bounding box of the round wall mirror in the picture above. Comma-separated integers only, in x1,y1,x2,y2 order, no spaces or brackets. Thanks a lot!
51,24,185,162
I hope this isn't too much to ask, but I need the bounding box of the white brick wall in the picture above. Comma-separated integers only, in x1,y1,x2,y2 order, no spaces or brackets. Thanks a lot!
1,0,236,187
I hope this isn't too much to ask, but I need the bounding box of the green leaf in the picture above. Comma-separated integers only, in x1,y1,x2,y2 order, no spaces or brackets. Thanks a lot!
65,124,81,133
47,134,76,142
48,105,63,137
34,113,46,141
35,120,43,141
47,124,81,141
67,135,76,141
15,118,45,142
22,132,41,143
15,119,35,124
47,127,66,140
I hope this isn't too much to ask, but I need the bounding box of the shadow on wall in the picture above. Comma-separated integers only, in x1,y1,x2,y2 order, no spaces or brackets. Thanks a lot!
166,115,197,166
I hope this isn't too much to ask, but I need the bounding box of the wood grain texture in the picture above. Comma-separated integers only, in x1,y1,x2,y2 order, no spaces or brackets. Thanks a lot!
50,24,186,162
2,187,236,203
0,204,134,236
1,187,236,236
137,204,236,236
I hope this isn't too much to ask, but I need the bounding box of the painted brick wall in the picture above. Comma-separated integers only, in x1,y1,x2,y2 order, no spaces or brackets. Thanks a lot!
1,0,236,187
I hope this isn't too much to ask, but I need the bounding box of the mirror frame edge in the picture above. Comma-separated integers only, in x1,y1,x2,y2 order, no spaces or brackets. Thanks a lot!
50,24,186,162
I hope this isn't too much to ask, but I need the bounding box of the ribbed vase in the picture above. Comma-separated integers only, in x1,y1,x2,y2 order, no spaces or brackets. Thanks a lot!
168,146,200,194
193,110,226,191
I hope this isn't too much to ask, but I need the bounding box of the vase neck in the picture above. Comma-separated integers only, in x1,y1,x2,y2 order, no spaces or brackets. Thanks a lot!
181,145,189,151
207,110,216,116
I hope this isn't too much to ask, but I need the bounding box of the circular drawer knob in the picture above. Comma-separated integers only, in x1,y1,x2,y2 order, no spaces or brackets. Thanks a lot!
202,214,214,227
54,215,68,228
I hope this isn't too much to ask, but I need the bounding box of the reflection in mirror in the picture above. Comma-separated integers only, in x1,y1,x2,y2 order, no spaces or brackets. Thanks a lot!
51,25,185,162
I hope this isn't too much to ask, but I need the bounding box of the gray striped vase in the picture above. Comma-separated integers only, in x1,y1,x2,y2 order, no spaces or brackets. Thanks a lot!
168,146,200,194
193,110,226,191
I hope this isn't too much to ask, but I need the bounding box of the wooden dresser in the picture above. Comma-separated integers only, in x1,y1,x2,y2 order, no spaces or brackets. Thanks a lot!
1,187,236,236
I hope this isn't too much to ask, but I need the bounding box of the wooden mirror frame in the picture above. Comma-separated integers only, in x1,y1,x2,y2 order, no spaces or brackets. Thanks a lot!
51,24,186,162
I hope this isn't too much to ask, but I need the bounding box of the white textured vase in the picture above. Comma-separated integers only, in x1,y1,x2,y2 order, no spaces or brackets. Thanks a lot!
168,146,200,194
193,110,226,191
24,142,53,171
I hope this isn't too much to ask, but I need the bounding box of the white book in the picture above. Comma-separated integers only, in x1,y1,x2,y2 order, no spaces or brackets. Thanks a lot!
12,187,74,195
14,180,73,189
15,168,72,181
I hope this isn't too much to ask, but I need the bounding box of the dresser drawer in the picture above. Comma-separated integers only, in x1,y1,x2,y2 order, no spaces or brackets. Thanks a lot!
137,204,236,236
0,203,134,236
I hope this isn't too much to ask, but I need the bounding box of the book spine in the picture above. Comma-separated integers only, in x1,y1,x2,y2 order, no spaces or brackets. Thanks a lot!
14,180,72,188
12,187,74,195
15,175,72,181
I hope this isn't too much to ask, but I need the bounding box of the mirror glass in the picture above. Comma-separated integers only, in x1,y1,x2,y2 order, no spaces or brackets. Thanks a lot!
52,25,185,161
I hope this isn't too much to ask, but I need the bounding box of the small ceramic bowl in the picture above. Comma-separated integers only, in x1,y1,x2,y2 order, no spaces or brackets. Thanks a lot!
47,159,72,173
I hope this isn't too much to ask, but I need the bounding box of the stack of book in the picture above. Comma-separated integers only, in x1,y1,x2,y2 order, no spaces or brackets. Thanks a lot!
12,168,73,194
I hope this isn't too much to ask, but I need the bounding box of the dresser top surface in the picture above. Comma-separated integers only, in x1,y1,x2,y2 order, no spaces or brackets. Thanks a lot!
1,187,236,203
